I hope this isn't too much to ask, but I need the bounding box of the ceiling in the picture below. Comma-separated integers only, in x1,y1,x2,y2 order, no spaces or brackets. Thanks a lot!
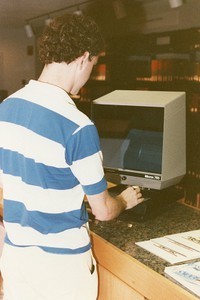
0,0,99,29
0,0,188,38
0,0,159,30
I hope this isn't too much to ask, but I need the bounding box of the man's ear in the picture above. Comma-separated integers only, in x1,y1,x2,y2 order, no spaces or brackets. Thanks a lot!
80,51,90,66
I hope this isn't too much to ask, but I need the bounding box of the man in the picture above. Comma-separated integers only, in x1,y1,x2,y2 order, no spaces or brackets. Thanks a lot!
0,14,143,300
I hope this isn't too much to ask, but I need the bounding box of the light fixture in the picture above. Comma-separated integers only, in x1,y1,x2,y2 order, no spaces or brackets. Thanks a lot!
73,6,83,15
24,23,34,38
45,16,52,26
168,0,183,8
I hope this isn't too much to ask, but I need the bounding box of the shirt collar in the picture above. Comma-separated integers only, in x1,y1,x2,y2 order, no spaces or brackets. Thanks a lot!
28,80,76,107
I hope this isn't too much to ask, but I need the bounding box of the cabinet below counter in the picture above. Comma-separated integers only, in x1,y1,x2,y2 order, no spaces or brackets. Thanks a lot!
90,202,200,300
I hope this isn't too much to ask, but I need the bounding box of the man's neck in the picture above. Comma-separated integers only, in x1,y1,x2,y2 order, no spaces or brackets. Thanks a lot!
38,61,77,94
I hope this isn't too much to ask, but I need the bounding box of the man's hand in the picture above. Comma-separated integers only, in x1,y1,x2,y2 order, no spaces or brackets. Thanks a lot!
118,186,144,210
87,186,144,221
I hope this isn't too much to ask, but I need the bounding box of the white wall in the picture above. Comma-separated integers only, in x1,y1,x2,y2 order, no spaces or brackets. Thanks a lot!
0,27,35,95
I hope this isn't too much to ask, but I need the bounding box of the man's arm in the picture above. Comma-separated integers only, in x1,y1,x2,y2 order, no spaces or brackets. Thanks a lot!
86,186,143,221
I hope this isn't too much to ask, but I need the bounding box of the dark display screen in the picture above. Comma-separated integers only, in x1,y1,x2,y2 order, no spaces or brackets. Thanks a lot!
92,104,164,174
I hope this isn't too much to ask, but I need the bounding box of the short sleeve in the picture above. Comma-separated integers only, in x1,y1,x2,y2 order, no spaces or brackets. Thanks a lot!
66,124,107,195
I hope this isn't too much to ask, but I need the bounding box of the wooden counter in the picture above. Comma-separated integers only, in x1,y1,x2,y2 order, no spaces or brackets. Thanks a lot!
90,201,200,300
91,232,198,300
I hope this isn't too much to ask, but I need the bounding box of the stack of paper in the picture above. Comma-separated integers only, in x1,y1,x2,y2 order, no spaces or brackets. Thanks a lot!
165,261,200,297
136,230,200,264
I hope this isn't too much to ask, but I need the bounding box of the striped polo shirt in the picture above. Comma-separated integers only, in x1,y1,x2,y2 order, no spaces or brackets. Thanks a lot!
0,80,107,254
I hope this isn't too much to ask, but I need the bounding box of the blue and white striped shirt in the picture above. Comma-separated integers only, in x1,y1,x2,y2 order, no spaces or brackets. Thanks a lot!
0,80,107,254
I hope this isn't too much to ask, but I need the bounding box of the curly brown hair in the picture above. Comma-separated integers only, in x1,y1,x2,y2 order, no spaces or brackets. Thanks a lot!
38,13,105,64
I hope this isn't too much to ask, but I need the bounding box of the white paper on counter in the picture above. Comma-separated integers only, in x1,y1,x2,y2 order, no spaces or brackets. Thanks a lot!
136,229,200,264
165,261,200,297
165,230,200,253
